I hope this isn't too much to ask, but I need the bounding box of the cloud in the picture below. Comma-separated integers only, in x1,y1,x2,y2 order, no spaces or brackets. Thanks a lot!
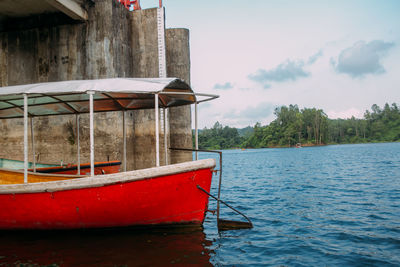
213,82,234,90
247,50,324,88
222,102,275,126
249,60,309,83
248,60,310,88
307,50,323,64
331,40,395,78
326,108,364,119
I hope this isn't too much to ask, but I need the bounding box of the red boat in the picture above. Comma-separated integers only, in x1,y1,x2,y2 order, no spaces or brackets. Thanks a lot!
0,78,219,230
0,159,215,229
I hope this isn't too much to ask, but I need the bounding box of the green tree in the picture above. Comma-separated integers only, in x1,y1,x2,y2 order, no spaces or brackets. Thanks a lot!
197,103,400,149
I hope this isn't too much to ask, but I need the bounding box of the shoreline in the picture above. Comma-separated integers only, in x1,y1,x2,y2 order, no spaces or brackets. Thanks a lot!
206,141,400,151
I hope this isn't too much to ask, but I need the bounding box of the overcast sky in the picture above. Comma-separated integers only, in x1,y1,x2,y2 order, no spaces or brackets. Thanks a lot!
142,0,400,128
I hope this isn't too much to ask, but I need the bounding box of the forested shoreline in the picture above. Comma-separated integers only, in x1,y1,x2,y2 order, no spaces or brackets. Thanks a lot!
195,103,400,149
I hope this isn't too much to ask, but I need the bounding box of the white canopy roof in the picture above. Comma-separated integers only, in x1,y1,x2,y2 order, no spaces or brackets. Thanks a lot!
0,78,215,119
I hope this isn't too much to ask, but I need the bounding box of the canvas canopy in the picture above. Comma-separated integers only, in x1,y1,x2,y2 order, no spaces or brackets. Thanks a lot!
0,78,203,119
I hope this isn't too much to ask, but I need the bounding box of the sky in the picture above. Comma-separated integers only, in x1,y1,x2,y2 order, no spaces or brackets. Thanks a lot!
141,0,400,128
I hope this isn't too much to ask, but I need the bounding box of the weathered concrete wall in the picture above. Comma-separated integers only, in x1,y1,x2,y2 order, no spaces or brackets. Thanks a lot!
0,0,134,85
0,1,192,170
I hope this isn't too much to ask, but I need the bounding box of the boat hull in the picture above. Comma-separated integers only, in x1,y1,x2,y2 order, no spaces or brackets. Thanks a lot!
0,159,215,230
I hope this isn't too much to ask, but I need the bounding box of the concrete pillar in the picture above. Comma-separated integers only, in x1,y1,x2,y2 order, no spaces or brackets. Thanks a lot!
129,8,159,170
166,28,193,163
130,8,159,78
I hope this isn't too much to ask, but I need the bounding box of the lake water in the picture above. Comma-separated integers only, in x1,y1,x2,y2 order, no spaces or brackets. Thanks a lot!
1,143,399,266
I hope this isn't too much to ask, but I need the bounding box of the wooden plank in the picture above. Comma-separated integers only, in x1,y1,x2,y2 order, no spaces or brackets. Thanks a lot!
46,0,88,21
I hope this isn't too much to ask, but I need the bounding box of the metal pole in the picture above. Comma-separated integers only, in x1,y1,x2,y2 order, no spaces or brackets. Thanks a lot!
88,91,95,176
123,110,127,172
30,117,36,172
195,102,199,160
23,94,28,183
76,114,80,175
155,94,160,167
217,154,223,224
163,108,168,165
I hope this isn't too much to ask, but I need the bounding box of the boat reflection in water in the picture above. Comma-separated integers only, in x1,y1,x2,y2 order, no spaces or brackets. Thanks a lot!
0,227,213,266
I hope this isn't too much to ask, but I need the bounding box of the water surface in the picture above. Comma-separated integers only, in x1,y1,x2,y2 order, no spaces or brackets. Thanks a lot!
1,143,399,266
203,143,400,266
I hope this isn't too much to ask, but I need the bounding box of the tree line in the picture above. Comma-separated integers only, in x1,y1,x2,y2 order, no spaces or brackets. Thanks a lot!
194,103,400,149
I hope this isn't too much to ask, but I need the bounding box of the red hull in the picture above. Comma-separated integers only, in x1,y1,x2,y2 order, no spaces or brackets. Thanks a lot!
0,160,214,230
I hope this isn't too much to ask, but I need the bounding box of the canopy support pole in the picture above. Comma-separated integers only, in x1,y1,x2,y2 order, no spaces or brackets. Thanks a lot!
30,117,36,172
76,114,80,175
23,94,28,183
155,94,160,167
123,110,127,172
195,102,199,160
88,91,95,176
163,108,168,165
